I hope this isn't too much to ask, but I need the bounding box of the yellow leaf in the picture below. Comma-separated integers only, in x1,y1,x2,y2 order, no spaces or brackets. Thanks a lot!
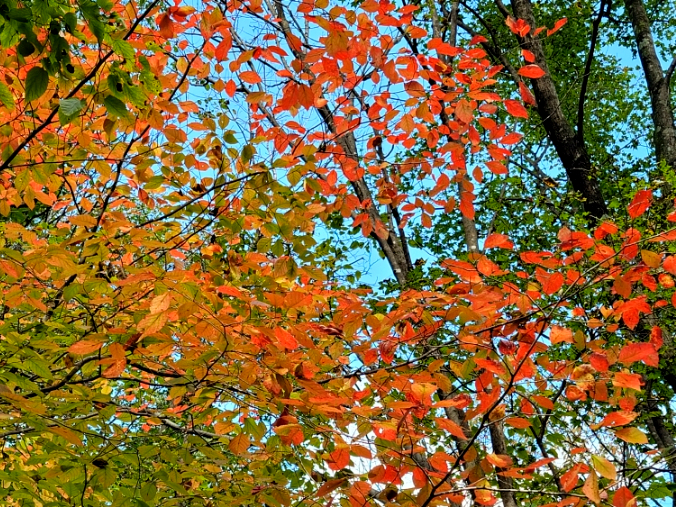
614,427,648,444
641,249,662,268
69,214,97,227
592,455,617,480
49,426,83,446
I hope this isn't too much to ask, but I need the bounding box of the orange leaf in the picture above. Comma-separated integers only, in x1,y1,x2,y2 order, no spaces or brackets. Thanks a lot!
627,189,652,219
618,342,657,366
550,325,573,344
68,340,104,355
532,395,555,410
663,255,676,275
486,453,513,468
484,233,513,250
519,81,537,106
274,327,299,350
228,433,251,455
547,18,568,36
505,417,531,429
240,71,262,84
583,470,601,505
504,99,528,119
435,417,468,440
613,373,642,391
274,424,304,445
315,478,348,498
589,352,610,372
328,446,350,471
518,64,545,79
593,410,638,429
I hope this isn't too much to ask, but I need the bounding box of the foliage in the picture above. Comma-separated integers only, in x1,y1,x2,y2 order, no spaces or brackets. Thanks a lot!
0,0,674,506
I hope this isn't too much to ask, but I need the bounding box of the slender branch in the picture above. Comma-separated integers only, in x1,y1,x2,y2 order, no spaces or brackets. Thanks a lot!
577,0,608,142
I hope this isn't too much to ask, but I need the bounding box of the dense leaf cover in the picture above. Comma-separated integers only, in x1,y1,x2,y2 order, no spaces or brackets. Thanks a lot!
0,0,674,505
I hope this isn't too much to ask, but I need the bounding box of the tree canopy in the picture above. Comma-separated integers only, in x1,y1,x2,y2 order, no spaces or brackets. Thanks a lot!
0,0,675,506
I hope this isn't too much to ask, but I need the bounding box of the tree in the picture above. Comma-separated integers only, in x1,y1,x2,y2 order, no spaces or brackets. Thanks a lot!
0,0,674,506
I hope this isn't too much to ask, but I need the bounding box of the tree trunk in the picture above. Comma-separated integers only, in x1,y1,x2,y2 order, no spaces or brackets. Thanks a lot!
508,0,608,220
624,0,676,171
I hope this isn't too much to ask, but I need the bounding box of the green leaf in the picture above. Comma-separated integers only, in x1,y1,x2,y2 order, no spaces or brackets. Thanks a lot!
25,67,49,102
7,8,32,22
140,482,156,502
59,98,84,117
112,39,135,63
0,82,15,111
17,39,35,57
103,95,129,119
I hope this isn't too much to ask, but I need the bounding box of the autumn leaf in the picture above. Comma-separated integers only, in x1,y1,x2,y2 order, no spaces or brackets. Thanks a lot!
228,433,251,455
583,470,601,504
315,478,348,498
486,454,513,468
435,417,468,440
504,99,529,118
614,427,648,444
591,455,617,480
68,340,105,355
274,327,299,350
627,189,652,219
547,18,568,36
518,64,546,79
618,342,657,366
327,446,350,471
592,411,638,429
484,233,514,250
613,487,637,507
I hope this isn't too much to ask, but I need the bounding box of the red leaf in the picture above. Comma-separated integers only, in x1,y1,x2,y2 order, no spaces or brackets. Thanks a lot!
560,466,579,492
518,64,546,79
618,342,658,366
215,35,232,61
593,410,637,429
589,352,610,372
328,446,350,471
505,17,530,37
612,372,642,391
519,82,537,106
157,13,175,39
627,189,652,219
663,255,676,275
547,18,568,36
613,487,636,507
504,99,529,119
484,233,514,250
521,49,536,63
275,327,299,350
225,79,237,97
